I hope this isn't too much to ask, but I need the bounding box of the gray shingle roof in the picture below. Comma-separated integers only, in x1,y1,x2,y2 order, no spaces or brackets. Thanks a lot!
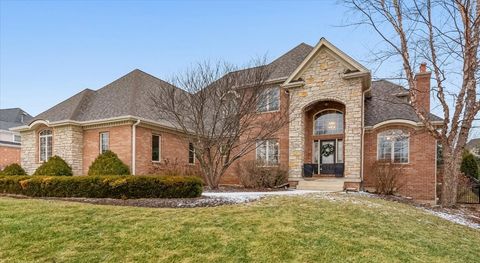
0,108,32,130
32,69,184,124
365,80,442,126
268,43,313,80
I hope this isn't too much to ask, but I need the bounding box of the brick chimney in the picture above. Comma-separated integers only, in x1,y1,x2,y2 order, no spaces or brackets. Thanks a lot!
414,62,431,113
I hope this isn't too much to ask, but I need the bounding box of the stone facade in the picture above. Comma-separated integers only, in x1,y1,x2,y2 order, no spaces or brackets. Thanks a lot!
53,125,83,175
288,48,364,180
20,129,38,174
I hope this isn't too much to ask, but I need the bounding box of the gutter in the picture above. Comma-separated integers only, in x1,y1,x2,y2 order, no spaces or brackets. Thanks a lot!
132,119,141,175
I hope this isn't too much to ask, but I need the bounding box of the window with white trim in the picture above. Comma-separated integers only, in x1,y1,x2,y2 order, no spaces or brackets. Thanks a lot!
377,130,409,163
99,132,109,154
152,135,161,162
13,134,21,143
257,87,280,112
39,130,52,162
188,143,196,164
256,139,279,166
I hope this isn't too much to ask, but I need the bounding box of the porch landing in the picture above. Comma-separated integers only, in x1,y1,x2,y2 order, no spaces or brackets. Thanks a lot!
294,178,361,192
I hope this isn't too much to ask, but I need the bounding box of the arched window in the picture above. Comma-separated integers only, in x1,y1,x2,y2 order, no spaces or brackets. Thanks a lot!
39,129,52,162
377,129,409,163
313,110,344,135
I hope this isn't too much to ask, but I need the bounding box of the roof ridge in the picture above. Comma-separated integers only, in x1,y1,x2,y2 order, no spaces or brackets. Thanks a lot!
268,42,313,66
69,89,96,120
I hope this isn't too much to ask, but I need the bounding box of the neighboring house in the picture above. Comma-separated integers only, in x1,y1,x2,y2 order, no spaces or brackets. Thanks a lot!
0,108,32,169
12,38,442,202
466,138,480,157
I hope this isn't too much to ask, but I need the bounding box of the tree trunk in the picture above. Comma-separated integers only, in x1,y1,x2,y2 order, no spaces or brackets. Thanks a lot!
441,149,461,207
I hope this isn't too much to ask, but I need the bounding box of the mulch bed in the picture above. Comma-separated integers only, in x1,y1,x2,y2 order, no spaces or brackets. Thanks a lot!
0,193,247,208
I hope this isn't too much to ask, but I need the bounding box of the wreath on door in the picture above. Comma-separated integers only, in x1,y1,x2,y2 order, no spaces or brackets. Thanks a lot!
321,144,335,157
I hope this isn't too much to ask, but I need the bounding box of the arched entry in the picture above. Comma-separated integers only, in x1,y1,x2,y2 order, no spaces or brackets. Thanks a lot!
303,100,345,177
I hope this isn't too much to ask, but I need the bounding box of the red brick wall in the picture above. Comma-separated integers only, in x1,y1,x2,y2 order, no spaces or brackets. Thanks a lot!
363,124,437,201
0,145,20,170
83,125,132,174
221,87,291,184
135,126,192,175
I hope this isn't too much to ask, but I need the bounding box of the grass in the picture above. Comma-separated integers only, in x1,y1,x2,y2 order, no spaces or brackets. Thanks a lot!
0,194,479,263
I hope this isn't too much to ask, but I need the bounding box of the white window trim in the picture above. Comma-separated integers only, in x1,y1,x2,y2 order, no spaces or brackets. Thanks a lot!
152,134,161,162
38,129,52,162
257,87,280,113
255,139,280,167
376,130,410,164
99,132,109,154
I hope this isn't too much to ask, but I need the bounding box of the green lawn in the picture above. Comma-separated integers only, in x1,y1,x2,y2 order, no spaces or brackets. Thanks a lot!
0,194,479,263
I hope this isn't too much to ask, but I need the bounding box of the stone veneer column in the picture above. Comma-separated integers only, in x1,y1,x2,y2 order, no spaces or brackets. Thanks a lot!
288,48,363,180
20,130,38,175
53,125,84,175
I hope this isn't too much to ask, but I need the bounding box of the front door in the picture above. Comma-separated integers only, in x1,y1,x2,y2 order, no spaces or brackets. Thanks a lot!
320,140,335,174
314,139,344,176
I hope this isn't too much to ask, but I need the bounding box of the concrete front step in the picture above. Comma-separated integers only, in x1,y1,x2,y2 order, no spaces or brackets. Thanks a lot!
296,179,344,191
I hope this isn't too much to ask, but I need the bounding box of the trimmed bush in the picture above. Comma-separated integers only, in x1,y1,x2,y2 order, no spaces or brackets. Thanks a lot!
0,163,27,176
235,161,288,188
88,150,130,176
461,152,479,179
34,156,73,176
0,175,202,199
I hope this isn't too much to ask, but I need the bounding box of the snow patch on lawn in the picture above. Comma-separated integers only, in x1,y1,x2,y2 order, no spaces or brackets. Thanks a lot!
423,209,480,229
202,190,322,203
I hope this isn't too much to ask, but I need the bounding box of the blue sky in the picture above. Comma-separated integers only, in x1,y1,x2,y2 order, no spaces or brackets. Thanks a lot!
0,0,390,115
2,0,477,137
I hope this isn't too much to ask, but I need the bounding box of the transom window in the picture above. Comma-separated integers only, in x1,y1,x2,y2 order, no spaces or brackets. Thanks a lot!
377,130,409,163
257,87,280,112
256,139,279,166
99,132,109,154
314,110,344,135
39,129,52,162
152,135,161,162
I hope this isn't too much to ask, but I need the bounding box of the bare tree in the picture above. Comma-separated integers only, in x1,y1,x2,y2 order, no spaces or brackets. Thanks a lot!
150,60,289,189
346,0,480,206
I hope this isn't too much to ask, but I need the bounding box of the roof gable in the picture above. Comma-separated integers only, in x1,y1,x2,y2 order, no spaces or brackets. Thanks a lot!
284,38,369,85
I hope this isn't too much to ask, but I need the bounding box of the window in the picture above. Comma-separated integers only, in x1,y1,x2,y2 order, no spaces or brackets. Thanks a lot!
377,130,409,163
257,87,280,112
188,143,196,164
256,139,279,166
39,130,52,162
13,134,21,143
152,135,161,162
314,110,344,135
99,132,109,154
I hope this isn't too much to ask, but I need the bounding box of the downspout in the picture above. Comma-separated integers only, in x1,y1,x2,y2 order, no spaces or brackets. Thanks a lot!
132,119,141,175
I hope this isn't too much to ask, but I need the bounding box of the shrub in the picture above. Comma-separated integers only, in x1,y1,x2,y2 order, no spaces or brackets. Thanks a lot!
0,163,27,176
34,156,72,176
88,150,130,176
0,175,202,199
461,151,479,179
370,160,404,195
235,161,288,188
149,158,200,177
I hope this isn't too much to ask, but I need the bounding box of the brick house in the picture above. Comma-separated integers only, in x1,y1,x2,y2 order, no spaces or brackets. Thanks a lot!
11,38,442,202
0,108,32,170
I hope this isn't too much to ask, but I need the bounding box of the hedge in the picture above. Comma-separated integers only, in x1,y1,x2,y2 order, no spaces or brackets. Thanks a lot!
88,150,130,176
0,175,203,199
